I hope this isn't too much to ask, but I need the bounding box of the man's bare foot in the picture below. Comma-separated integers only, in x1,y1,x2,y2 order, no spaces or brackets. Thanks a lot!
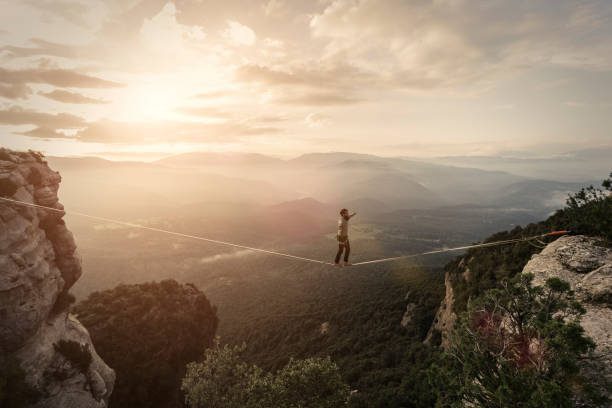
334,263,342,267
343,262,352,266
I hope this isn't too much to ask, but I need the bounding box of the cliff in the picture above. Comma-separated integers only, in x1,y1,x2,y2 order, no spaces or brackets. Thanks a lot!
0,149,114,407
426,235,611,385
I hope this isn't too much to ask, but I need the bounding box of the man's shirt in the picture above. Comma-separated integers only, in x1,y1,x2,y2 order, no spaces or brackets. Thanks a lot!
338,216,349,238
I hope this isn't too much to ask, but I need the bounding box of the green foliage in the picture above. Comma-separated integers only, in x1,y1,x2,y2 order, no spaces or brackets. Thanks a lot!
449,172,612,314
54,340,92,374
433,273,607,407
0,355,40,408
182,339,350,408
74,279,218,408
565,172,612,240
215,264,445,408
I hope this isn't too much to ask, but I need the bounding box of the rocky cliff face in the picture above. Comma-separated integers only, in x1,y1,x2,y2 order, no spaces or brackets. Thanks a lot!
426,234,612,384
523,235,611,388
0,149,114,407
424,258,470,346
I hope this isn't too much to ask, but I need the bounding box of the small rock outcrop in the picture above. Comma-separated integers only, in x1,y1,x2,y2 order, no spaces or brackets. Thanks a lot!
424,266,459,346
400,303,417,327
0,149,114,407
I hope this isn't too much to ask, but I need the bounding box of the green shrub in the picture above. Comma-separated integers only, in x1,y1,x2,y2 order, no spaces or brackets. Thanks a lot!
75,279,218,408
182,339,350,408
53,340,92,374
430,274,608,407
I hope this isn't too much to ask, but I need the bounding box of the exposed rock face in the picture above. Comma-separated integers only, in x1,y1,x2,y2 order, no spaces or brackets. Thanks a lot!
427,236,611,349
400,303,417,328
427,234,611,395
424,264,461,346
523,235,612,386
0,149,114,407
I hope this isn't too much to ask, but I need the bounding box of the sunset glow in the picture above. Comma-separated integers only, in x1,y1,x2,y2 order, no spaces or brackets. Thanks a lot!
1,0,611,158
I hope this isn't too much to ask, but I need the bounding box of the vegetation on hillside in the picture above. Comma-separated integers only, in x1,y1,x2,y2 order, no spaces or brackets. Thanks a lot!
75,280,218,408
447,173,611,316
430,274,608,407
73,173,609,407
182,340,350,408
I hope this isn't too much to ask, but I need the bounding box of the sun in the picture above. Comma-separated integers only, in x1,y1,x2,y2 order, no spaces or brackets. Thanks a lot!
110,78,187,122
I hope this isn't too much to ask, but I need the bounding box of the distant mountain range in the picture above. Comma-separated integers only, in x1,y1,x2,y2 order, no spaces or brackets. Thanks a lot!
46,150,605,221
428,147,611,182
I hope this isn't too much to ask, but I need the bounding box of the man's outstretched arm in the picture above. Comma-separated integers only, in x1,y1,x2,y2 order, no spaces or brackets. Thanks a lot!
349,212,357,219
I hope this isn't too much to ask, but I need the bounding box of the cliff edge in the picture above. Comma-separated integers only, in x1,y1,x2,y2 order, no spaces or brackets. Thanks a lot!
0,149,114,407
426,234,611,389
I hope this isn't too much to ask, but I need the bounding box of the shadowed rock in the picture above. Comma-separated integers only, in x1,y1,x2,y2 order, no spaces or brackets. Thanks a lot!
0,148,114,407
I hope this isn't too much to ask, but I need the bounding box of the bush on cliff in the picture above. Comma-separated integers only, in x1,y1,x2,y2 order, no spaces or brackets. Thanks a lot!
430,273,608,407
181,339,350,408
75,279,218,408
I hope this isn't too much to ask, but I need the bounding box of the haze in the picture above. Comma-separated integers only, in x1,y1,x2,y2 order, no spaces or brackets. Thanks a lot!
1,0,612,159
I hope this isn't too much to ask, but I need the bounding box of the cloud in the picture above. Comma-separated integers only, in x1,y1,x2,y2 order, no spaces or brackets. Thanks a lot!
175,106,233,118
192,90,229,99
38,89,109,104
0,105,85,128
0,105,86,138
73,119,282,144
140,2,206,54
16,127,72,139
1,104,282,144
277,92,363,106
235,63,369,104
23,0,90,27
235,62,373,90
223,21,256,46
0,38,81,59
0,83,33,100
0,67,124,88
263,0,285,17
305,113,330,128
308,0,612,90
199,249,253,264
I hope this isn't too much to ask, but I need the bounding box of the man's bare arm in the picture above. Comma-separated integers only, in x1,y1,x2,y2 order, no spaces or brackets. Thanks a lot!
349,212,357,219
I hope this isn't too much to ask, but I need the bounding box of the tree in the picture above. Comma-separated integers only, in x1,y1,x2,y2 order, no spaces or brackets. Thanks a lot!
430,273,607,407
565,172,612,240
75,280,218,408
182,339,350,408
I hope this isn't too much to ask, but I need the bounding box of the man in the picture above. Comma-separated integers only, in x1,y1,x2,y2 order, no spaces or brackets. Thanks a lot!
335,208,356,266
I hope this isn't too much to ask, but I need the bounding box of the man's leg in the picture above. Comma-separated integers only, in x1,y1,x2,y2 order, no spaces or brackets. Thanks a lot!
344,239,351,263
335,243,344,264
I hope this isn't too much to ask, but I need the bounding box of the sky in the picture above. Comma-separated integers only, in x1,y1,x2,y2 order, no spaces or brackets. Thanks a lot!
1,0,611,159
